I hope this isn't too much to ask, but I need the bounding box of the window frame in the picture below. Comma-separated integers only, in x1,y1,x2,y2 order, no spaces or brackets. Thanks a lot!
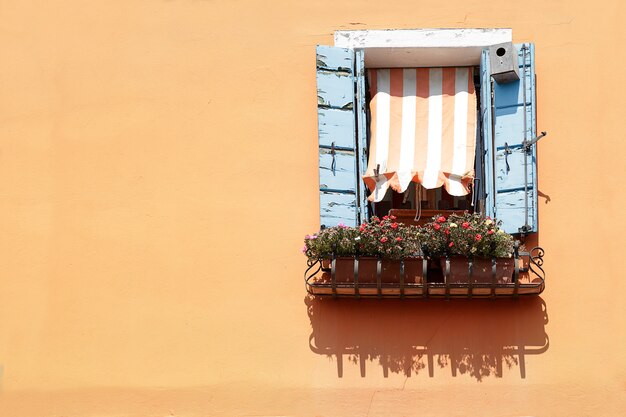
316,29,540,235
336,29,512,222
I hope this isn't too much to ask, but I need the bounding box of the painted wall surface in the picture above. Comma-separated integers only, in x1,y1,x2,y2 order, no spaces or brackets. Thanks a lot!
0,1,625,416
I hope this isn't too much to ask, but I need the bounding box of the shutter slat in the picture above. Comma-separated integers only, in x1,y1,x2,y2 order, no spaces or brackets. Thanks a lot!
495,148,533,190
493,71,533,109
494,104,534,147
317,71,354,109
320,191,359,226
317,108,356,149
317,46,354,71
319,149,359,192
496,190,535,229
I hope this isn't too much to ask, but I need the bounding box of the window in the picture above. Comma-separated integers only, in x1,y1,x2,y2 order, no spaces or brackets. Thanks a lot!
316,29,539,235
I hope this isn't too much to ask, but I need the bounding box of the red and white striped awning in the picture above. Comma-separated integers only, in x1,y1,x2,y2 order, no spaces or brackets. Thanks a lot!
363,67,477,202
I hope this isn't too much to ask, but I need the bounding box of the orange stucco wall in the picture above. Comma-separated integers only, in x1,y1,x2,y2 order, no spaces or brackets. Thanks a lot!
1,1,625,416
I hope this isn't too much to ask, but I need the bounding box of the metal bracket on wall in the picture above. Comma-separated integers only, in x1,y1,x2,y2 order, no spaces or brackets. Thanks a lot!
523,131,548,153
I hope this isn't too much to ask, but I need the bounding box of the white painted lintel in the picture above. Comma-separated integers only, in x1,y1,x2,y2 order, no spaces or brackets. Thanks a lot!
334,28,512,68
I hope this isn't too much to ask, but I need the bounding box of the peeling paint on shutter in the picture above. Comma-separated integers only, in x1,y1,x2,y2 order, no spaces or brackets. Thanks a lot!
316,45,364,227
482,43,539,234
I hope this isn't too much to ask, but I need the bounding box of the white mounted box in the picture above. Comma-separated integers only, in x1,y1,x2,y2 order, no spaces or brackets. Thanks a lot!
489,42,520,83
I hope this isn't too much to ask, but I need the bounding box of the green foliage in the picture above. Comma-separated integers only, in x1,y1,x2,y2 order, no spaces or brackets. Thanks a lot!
419,212,514,258
357,215,422,260
303,216,421,261
303,213,516,261
302,224,359,260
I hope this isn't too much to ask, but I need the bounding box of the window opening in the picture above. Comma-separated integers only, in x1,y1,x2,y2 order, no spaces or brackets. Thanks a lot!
363,66,482,225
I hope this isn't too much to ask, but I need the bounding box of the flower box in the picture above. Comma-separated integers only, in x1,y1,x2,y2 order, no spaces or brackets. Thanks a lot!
331,257,424,284
303,212,545,298
440,256,515,284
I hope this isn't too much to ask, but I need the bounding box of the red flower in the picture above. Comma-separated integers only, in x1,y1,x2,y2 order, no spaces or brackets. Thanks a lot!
391,222,398,229
383,215,389,220
359,224,366,232
434,223,441,230
462,222,470,229
395,237,402,242
449,242,455,247
444,228,450,235
475,234,482,241
437,216,446,223
487,229,494,235
380,237,388,243
390,215,397,220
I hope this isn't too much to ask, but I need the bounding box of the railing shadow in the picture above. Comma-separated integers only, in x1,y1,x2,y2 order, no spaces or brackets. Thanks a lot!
306,296,548,381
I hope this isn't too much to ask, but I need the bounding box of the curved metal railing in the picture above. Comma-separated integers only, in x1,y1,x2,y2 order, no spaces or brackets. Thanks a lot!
304,246,545,299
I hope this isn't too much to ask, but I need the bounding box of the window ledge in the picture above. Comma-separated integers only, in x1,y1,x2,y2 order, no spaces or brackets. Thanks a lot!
334,28,512,67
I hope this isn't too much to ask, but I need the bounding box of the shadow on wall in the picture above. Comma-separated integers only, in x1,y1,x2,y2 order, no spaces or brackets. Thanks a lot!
306,295,549,381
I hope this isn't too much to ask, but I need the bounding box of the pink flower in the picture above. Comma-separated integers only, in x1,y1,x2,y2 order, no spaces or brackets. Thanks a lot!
462,222,470,229
390,215,397,220
434,223,441,231
395,237,402,242
380,237,388,243
383,215,389,220
449,242,455,248
301,246,307,253
487,229,494,235
391,222,398,229
437,216,446,223
475,234,482,241
359,225,366,232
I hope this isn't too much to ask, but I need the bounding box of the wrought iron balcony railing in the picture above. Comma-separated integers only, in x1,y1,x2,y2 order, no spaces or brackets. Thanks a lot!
305,247,545,299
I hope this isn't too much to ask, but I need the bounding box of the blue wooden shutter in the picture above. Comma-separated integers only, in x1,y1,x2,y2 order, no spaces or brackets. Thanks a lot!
480,48,496,220
316,45,367,227
481,43,538,234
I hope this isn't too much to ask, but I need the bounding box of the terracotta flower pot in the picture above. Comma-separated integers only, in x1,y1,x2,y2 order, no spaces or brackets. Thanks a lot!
321,259,331,271
331,257,423,284
440,256,514,284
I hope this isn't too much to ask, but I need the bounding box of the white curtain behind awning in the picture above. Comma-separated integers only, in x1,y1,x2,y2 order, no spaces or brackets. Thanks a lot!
363,67,477,202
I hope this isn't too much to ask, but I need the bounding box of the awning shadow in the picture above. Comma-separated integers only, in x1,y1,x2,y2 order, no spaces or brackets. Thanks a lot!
306,296,548,381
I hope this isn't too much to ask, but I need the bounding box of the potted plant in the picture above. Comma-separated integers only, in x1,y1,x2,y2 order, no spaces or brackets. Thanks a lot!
303,216,423,285
419,213,516,284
